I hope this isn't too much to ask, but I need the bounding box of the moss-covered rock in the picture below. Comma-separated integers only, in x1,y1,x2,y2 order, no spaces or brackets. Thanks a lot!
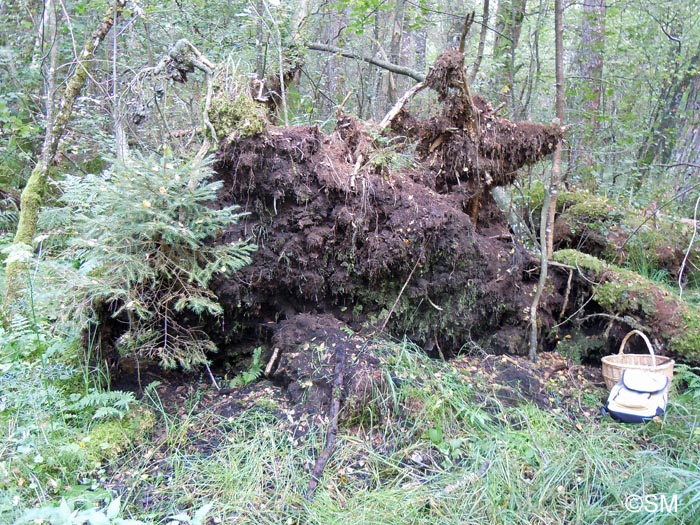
208,92,267,140
553,249,700,363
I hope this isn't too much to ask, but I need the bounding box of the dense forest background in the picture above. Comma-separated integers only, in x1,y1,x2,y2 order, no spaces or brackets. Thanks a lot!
2,2,700,524
1,0,699,218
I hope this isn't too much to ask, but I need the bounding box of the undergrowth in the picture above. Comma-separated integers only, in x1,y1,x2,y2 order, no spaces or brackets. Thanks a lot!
4,340,695,524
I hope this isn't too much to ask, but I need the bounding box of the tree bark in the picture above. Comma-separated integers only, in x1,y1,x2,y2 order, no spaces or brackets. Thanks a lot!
529,0,564,362
668,60,700,200
387,0,406,106
469,0,490,84
638,40,699,168
4,1,125,308
569,0,605,184
307,43,426,82
491,0,527,110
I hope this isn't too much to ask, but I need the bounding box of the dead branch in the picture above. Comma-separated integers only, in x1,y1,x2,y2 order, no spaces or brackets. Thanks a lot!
440,460,490,496
379,81,426,130
306,342,347,500
307,42,426,82
458,11,476,53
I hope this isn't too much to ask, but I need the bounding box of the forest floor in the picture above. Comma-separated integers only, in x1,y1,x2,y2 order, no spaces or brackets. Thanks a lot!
84,341,698,524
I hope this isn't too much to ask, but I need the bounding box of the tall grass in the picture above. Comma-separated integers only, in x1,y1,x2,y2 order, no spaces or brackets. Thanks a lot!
3,339,698,524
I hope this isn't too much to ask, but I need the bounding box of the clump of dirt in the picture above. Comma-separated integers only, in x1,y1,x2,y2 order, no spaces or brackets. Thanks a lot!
402,50,565,219
453,352,604,415
208,50,567,357
270,314,387,421
211,121,558,356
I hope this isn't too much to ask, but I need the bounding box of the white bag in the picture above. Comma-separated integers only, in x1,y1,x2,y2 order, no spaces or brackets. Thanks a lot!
604,369,669,423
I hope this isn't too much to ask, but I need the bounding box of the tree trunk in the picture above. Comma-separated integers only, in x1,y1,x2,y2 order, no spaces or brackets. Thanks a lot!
669,63,700,201
529,0,564,362
255,0,265,79
4,1,124,308
491,0,527,111
469,0,490,84
414,24,427,73
638,41,699,168
569,0,606,185
387,0,406,106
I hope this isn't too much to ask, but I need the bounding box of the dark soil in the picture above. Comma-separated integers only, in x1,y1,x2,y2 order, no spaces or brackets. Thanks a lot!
106,49,576,420
208,52,566,360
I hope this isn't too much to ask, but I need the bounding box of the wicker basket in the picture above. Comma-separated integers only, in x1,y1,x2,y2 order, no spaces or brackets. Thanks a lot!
601,330,675,390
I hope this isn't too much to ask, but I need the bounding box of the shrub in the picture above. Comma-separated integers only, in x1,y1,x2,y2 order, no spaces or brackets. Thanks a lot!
41,155,255,370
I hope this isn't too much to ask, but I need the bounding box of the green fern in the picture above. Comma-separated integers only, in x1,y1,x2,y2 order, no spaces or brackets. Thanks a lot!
230,347,264,387
69,390,135,420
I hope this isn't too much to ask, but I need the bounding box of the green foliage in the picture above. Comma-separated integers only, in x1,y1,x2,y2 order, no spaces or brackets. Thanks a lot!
0,91,39,190
230,347,264,387
68,390,135,420
0,319,155,524
14,496,150,525
40,155,256,370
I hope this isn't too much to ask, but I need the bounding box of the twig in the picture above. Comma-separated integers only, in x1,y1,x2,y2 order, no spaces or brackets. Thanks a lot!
552,293,595,329
440,460,490,496
306,343,347,500
337,91,353,113
522,410,548,465
559,269,573,320
580,313,650,334
307,42,426,82
457,11,476,53
378,254,422,333
678,191,700,298
204,362,220,390
379,81,426,130
264,347,281,377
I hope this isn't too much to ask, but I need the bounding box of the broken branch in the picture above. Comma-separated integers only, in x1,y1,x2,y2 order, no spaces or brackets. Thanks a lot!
307,42,426,82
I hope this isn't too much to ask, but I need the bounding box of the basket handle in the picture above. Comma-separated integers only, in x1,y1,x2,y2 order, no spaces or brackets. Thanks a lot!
618,330,656,367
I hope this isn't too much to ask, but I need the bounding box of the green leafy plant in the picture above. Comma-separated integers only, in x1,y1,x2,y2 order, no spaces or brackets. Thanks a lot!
167,500,215,525
40,155,256,370
230,347,263,387
68,390,135,420
14,496,150,525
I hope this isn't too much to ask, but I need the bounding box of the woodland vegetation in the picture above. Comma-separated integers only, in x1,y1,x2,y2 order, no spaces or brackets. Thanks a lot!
1,0,700,523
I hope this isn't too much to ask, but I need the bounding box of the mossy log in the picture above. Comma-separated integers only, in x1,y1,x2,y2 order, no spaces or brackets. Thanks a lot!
544,190,700,285
553,249,700,363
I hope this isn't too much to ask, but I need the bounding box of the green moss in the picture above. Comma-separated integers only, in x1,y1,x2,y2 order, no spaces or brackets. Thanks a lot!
81,156,107,174
670,308,700,361
208,92,267,140
82,406,156,463
554,249,700,363
553,249,607,272
522,187,602,220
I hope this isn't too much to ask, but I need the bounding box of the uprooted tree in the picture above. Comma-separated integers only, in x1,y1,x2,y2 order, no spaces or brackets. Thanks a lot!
91,43,700,383
139,48,566,361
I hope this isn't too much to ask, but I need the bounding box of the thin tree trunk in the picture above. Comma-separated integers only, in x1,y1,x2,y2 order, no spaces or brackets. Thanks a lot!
255,0,265,79
491,0,527,110
640,42,700,167
669,64,700,201
529,0,564,362
415,24,427,73
469,0,490,84
570,0,605,183
4,1,125,307
387,0,406,106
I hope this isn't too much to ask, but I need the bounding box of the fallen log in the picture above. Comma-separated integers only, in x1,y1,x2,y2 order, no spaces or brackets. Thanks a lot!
553,249,700,363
